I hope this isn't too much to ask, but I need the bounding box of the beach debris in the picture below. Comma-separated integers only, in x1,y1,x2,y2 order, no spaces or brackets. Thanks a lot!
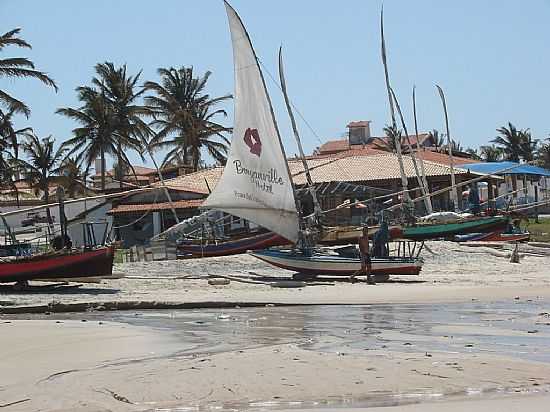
465,344,474,347
510,243,520,263
208,278,230,286
527,329,539,334
101,388,132,404
0,398,30,408
270,280,306,288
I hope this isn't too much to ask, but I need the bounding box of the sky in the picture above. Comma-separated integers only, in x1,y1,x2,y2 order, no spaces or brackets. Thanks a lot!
2,0,550,168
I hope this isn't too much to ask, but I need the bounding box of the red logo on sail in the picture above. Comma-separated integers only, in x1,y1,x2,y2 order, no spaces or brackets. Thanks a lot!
244,128,262,157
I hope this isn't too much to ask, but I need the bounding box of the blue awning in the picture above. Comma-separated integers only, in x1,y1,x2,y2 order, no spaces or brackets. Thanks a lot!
461,161,550,177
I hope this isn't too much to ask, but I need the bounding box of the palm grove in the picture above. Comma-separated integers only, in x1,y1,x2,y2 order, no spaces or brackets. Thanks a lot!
2,27,550,206
0,28,232,204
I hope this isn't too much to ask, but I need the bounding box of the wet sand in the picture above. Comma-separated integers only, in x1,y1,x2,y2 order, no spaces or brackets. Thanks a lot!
1,241,550,411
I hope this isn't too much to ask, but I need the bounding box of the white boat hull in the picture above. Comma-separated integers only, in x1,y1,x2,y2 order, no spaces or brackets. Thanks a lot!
250,249,423,276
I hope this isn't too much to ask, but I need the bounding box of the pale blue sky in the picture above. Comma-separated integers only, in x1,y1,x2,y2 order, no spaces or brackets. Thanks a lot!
2,0,550,167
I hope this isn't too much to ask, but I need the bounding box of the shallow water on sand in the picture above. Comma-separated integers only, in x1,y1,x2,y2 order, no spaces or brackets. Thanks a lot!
89,298,550,363
10,299,550,410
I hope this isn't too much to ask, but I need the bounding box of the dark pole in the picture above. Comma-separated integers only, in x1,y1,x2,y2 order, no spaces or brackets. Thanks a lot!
56,186,66,248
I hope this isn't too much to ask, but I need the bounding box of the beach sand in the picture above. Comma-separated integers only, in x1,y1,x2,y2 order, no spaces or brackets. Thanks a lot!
1,241,550,411
2,241,550,310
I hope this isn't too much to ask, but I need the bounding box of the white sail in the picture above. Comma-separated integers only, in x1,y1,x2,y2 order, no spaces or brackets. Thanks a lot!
204,2,300,243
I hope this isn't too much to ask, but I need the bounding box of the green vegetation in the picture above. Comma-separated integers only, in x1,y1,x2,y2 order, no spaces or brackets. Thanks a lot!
144,66,232,171
113,248,126,264
525,218,550,242
0,28,57,117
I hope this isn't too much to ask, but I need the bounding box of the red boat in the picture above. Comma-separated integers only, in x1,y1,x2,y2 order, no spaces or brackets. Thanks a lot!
453,230,530,243
177,231,288,258
0,246,115,284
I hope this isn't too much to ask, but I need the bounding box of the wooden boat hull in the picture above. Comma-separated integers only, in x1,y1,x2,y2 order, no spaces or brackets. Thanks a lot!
177,232,289,258
250,249,423,276
0,246,115,283
454,230,530,243
320,225,403,245
402,216,509,241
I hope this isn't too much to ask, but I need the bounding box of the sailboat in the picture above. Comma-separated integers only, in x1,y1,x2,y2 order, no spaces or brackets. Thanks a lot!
201,2,423,278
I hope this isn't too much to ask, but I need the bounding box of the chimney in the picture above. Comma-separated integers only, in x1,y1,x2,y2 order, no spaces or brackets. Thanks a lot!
347,121,371,145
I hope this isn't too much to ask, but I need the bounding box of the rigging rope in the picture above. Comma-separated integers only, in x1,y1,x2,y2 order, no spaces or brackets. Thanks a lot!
111,189,161,229
258,58,324,146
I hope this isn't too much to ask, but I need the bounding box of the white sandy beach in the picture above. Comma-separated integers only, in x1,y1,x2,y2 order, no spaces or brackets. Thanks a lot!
1,241,550,411
2,241,550,309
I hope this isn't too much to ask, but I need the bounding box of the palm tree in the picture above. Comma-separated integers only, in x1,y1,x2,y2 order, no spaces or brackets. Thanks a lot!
59,157,85,198
465,147,481,160
479,145,503,162
16,133,66,222
519,130,538,162
0,108,32,159
373,125,401,153
537,141,550,170
144,67,232,171
450,139,463,155
91,62,149,187
57,88,117,191
0,137,16,193
492,122,524,162
427,129,445,151
0,28,57,117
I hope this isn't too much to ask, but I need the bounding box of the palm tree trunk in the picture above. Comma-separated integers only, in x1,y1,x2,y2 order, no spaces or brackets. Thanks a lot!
43,184,54,238
100,146,106,192
118,142,123,190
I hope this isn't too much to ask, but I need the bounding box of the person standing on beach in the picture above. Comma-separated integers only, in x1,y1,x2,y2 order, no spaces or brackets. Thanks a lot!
359,226,375,284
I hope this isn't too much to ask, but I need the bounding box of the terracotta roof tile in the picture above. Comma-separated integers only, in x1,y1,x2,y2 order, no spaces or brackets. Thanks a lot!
155,167,224,195
94,165,156,177
414,150,480,166
155,152,477,195
291,153,471,185
347,120,371,128
317,138,350,154
109,199,203,214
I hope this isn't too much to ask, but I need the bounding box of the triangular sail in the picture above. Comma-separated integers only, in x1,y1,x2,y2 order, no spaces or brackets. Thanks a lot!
203,2,300,243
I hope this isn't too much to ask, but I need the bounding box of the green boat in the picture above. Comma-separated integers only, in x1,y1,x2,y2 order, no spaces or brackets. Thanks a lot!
402,215,510,241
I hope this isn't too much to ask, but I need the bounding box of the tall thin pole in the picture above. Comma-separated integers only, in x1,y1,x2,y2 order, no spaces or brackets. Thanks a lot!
147,148,180,224
412,86,433,213
389,87,432,214
381,7,411,209
436,85,458,212
278,47,321,217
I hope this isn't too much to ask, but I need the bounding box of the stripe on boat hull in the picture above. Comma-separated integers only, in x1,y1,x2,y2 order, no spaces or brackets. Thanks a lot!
250,250,422,276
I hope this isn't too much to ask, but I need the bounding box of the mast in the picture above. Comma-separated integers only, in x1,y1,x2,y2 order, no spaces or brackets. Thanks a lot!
380,7,412,210
389,87,432,214
278,47,322,218
436,85,458,212
147,148,180,224
412,86,433,213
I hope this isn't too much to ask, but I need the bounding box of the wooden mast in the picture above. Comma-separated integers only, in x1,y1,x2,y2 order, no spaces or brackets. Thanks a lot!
412,86,433,213
278,47,322,218
380,7,411,212
436,85,458,212
389,87,432,214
